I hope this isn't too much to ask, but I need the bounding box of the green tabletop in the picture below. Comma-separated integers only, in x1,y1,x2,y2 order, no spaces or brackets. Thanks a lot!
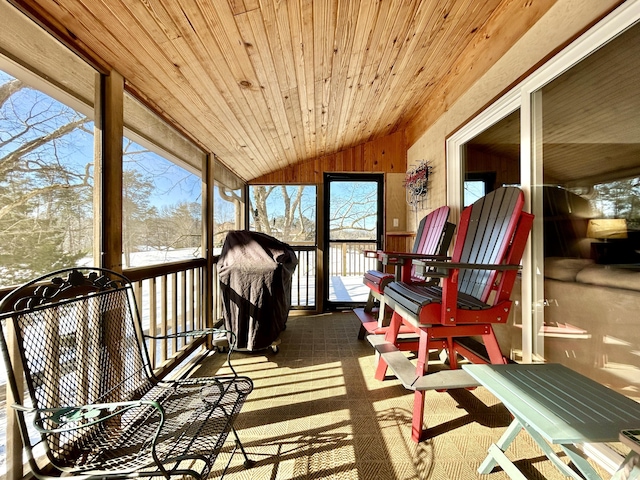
462,363,640,444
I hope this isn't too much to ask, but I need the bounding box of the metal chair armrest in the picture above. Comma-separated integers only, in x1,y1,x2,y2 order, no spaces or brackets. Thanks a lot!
14,400,164,434
21,401,171,475
145,328,241,376
145,328,237,348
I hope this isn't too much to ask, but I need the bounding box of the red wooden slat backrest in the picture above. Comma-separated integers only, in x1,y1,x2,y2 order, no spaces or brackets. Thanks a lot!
412,205,451,279
413,205,450,254
452,187,525,302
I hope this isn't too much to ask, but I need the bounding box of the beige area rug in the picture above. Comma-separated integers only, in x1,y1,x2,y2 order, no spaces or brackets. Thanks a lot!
193,312,608,479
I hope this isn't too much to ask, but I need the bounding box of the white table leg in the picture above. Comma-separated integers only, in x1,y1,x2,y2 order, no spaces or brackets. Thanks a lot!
559,443,604,480
486,444,529,480
480,415,605,480
612,452,640,480
478,418,522,474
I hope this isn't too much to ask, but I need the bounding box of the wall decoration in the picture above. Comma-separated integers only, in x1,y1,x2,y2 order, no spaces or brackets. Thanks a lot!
404,160,431,210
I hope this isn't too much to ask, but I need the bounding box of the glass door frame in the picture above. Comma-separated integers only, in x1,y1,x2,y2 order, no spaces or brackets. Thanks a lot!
445,1,640,364
322,172,384,311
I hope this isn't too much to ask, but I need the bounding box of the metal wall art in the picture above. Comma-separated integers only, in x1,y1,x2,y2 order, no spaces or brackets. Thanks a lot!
404,160,431,210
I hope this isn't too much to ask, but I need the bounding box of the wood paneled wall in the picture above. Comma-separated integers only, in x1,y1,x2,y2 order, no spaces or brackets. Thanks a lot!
249,131,406,185
250,130,411,255
466,145,520,188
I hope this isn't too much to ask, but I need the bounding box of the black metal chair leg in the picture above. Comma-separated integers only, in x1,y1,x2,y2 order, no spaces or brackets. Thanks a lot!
232,426,256,468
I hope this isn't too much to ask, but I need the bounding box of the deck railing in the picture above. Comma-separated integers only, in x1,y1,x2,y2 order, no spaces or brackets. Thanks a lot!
328,241,378,277
124,259,210,375
290,245,316,308
288,242,378,308
0,242,377,474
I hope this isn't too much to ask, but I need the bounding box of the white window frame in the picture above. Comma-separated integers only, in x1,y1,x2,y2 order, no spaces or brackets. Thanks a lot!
446,1,640,365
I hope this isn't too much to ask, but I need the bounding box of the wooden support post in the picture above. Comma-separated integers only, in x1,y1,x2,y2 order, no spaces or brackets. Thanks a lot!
6,321,23,480
316,186,324,311
203,154,214,343
94,70,124,272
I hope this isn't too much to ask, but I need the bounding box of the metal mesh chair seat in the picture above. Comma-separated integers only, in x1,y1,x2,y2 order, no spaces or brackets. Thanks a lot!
41,377,252,476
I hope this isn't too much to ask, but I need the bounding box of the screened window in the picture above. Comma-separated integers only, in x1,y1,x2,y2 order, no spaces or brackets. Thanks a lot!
248,185,317,244
121,140,202,267
122,94,204,267
0,69,95,287
248,184,316,309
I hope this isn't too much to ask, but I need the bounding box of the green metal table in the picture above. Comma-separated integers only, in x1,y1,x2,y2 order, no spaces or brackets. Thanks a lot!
462,363,640,480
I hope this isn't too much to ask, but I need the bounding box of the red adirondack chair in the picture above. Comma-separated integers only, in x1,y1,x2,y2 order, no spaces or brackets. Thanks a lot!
354,205,454,339
369,187,534,442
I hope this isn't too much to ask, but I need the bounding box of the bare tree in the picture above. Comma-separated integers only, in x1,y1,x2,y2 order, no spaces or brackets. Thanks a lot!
248,182,377,244
0,78,92,222
249,185,314,243
328,184,377,239
0,75,93,284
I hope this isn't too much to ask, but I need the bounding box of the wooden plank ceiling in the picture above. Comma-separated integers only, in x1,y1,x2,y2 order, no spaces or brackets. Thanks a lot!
13,0,556,182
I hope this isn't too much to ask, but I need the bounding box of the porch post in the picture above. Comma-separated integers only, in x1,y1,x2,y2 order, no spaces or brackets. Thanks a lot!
5,321,23,480
94,70,124,272
203,154,215,342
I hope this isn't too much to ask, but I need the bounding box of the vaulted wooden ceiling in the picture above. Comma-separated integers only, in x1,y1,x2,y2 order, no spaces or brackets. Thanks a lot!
12,0,556,181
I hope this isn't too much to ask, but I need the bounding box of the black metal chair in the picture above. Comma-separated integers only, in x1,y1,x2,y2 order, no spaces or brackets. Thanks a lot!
0,267,255,479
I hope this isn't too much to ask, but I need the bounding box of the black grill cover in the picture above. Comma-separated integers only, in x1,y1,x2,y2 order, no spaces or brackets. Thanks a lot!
217,230,298,351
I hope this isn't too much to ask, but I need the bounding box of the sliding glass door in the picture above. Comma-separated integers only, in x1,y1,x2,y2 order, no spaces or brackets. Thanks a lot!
532,22,640,396
447,4,640,400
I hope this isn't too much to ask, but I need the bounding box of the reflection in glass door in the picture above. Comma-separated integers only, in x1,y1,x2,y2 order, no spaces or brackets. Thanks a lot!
463,110,520,206
460,110,523,361
323,173,383,310
535,22,640,399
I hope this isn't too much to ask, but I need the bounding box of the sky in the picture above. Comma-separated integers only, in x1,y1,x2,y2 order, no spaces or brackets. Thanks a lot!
1,69,201,210
2,68,381,228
